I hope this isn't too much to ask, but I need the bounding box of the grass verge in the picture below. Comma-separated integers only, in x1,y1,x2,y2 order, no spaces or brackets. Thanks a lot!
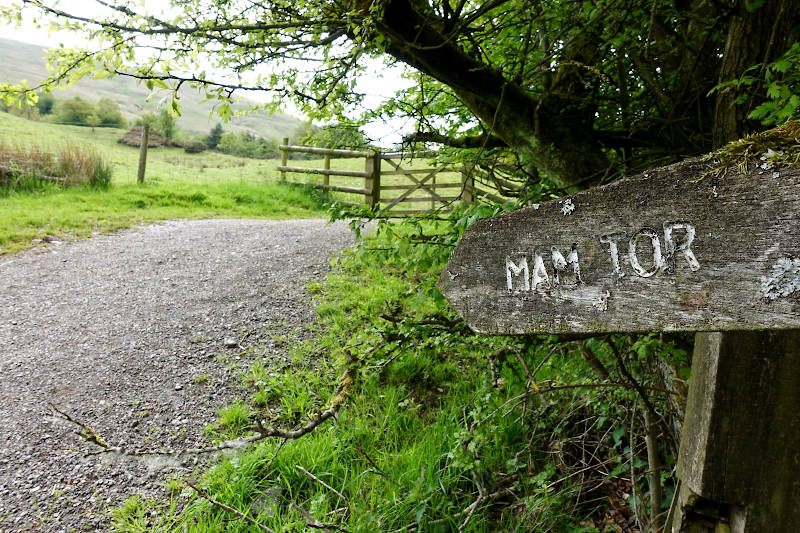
110,207,686,532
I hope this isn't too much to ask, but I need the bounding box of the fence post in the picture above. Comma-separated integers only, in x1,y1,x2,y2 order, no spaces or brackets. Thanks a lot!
461,170,474,204
364,153,381,208
280,137,288,182
137,124,150,184
323,153,330,188
431,172,437,210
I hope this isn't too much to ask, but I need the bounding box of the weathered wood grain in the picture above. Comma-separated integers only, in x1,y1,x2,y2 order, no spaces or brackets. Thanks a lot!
438,159,800,334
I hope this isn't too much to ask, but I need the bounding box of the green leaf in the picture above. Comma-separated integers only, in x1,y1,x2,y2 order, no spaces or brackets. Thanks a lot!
745,0,765,11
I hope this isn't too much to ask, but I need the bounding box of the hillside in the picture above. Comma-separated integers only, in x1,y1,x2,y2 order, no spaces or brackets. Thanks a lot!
0,37,301,138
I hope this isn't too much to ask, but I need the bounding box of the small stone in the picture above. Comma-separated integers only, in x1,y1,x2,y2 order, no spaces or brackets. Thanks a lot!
223,338,238,348
174,383,183,391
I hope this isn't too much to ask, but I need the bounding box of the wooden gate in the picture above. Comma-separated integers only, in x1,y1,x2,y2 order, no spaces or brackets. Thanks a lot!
277,139,516,214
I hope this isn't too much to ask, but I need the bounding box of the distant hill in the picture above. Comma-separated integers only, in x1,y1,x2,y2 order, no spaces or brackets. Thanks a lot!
0,37,301,139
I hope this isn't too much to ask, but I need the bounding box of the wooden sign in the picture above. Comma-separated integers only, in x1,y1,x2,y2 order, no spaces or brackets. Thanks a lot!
438,159,800,334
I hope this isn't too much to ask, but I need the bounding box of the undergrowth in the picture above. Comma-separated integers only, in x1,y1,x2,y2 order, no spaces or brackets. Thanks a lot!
0,138,112,192
111,205,689,532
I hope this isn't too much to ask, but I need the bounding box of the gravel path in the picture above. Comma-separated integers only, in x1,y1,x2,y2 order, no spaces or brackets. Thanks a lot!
0,219,357,532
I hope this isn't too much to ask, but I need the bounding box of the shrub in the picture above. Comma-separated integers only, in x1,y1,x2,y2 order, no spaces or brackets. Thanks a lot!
216,130,280,158
183,140,207,153
95,97,126,128
54,97,96,125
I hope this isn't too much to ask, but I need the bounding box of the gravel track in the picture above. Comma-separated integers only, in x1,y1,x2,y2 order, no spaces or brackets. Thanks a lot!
0,219,357,532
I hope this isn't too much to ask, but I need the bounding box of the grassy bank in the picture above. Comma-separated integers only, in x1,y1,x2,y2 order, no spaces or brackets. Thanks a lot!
111,210,683,532
0,112,325,255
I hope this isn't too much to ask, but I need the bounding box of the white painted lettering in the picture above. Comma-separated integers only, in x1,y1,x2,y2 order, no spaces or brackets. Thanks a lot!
600,232,626,279
531,251,551,290
663,223,700,272
628,229,663,278
552,244,582,287
506,257,530,291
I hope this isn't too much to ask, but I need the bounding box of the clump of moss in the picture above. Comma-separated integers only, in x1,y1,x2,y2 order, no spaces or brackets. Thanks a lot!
700,119,800,181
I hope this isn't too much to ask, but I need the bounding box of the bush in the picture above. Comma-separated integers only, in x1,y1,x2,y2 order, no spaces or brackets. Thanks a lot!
51,96,127,128
95,97,126,128
35,92,56,115
54,97,96,125
183,140,207,153
205,123,223,149
216,130,279,158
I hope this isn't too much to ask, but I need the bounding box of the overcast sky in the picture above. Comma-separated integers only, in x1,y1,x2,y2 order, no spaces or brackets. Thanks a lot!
0,2,415,145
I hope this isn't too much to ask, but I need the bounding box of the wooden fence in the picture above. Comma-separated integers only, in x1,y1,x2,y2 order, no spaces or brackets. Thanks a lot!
277,138,515,215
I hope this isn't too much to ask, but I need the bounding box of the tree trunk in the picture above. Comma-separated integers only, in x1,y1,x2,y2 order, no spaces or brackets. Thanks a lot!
713,0,800,147
376,0,609,188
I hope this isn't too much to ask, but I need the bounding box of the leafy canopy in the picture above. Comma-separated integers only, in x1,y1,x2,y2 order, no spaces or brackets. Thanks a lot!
2,1,799,187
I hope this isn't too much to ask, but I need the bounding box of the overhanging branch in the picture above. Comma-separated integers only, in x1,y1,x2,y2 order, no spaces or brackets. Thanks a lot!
404,131,507,149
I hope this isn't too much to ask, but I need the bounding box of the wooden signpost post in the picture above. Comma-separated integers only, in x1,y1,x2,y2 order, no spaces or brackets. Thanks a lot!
438,158,800,532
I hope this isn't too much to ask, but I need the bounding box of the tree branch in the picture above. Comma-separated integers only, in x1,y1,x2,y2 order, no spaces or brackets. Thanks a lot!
404,131,506,149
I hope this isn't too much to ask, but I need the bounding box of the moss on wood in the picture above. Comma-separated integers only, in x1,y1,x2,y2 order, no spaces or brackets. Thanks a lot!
700,120,800,181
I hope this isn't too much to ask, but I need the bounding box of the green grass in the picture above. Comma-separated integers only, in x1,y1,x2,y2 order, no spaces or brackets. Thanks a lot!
108,215,670,532
0,112,326,254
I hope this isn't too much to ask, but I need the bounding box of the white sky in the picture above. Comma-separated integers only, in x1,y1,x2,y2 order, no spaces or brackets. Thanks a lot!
0,0,415,146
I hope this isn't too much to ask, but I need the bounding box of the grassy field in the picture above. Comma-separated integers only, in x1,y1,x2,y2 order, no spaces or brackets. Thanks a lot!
0,112,325,255
0,112,469,254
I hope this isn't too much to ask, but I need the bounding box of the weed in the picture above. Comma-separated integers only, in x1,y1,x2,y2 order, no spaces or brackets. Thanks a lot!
0,137,113,191
207,402,252,439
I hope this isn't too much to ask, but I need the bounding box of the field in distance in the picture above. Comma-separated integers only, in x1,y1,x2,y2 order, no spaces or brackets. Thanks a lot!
0,112,326,255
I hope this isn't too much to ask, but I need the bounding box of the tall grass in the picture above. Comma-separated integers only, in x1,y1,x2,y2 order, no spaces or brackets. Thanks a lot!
0,138,112,191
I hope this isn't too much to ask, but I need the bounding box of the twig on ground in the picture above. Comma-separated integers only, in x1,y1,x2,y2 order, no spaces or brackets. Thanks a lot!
266,438,287,473
296,464,350,516
48,350,358,458
186,480,277,533
459,468,487,532
389,484,517,533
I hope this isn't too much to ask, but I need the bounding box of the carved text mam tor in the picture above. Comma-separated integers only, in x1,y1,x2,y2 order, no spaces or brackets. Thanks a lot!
505,221,700,292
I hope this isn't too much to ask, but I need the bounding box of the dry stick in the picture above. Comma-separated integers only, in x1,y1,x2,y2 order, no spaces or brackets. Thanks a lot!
629,407,645,532
458,468,486,532
296,464,350,510
49,354,357,458
265,438,287,473
605,338,674,450
576,341,610,380
389,484,517,533
186,480,277,533
354,443,403,487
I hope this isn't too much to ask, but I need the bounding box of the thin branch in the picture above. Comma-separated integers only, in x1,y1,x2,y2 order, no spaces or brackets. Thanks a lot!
186,480,277,533
403,131,507,149
296,465,350,511
49,351,357,458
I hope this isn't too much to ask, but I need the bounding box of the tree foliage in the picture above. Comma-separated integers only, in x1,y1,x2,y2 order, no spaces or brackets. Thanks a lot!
302,122,372,150
217,131,280,158
2,0,797,189
205,123,224,150
51,95,126,127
